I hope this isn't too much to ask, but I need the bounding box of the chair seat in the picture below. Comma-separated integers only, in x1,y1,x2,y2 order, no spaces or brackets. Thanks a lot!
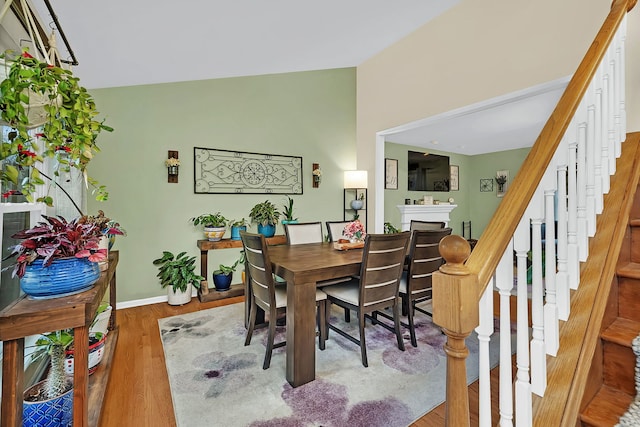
399,271,435,295
322,279,359,305
274,286,327,308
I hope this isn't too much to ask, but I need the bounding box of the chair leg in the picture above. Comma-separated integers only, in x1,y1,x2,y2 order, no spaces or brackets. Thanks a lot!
407,298,417,347
317,300,326,351
401,294,409,316
263,309,277,370
344,307,350,323
393,302,405,352
359,311,368,367
245,301,257,346
325,300,331,340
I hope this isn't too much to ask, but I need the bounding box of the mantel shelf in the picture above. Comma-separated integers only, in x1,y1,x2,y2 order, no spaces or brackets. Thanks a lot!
396,204,457,231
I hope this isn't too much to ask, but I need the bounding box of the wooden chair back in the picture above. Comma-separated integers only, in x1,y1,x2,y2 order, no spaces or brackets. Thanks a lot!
326,221,352,242
284,222,323,245
406,228,452,295
409,220,446,231
358,233,411,312
240,231,275,312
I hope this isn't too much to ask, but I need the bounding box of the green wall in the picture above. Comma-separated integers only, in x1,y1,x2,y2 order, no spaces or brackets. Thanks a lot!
87,68,356,303
384,142,530,239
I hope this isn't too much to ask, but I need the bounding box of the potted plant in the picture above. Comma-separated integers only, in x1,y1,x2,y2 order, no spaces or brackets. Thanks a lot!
64,330,107,376
79,210,126,270
190,212,228,241
153,251,204,305
249,200,280,237
0,49,113,209
212,252,245,292
229,218,249,241
281,195,298,225
23,330,74,427
6,215,106,299
350,192,365,210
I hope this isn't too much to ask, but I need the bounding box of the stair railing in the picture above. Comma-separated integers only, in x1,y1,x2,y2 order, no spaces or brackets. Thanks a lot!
432,0,635,425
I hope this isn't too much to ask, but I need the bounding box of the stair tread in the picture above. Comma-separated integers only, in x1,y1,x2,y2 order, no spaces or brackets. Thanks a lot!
618,262,640,279
630,219,640,226
602,318,640,346
581,386,634,426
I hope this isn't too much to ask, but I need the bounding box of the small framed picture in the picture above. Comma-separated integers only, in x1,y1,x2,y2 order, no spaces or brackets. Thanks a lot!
450,165,459,191
385,158,398,190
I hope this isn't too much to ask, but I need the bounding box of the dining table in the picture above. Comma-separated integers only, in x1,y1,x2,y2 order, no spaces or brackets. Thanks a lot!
265,242,364,387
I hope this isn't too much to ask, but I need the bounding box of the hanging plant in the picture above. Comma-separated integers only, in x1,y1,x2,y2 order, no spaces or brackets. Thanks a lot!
0,49,113,210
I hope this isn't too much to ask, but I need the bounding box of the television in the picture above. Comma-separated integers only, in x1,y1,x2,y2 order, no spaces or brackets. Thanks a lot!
407,151,450,191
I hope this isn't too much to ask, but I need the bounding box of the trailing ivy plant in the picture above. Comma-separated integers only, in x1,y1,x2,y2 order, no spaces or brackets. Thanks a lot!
0,49,113,211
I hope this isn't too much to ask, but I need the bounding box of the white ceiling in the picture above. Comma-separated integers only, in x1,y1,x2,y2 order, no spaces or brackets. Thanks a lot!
29,0,565,156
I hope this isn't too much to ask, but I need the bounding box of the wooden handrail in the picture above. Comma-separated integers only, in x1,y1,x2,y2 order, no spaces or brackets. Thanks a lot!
467,0,631,297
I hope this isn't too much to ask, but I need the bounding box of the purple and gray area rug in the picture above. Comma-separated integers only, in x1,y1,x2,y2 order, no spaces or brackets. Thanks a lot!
159,302,499,427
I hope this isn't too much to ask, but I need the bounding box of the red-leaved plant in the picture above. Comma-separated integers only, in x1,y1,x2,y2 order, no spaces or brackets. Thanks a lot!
7,215,107,278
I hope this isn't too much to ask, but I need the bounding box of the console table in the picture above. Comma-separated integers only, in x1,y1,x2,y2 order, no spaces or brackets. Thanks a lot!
0,250,119,427
197,235,287,303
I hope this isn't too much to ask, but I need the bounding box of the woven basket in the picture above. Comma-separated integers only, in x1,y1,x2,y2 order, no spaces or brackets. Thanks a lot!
20,257,101,299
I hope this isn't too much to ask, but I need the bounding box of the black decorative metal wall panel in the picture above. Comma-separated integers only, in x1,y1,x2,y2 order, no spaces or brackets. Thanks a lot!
194,147,303,194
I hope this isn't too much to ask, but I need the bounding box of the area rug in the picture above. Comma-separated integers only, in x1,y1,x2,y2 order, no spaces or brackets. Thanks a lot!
159,302,503,427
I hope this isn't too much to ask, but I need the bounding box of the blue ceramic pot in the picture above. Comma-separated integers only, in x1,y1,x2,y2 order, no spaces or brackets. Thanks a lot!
20,257,101,300
23,379,73,427
257,224,276,238
213,273,232,292
230,226,247,240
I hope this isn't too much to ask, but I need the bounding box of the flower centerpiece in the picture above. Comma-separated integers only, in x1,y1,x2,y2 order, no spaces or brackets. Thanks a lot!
6,215,106,298
343,220,366,243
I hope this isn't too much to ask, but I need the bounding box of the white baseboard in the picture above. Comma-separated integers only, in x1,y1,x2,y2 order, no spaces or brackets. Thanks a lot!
116,289,199,309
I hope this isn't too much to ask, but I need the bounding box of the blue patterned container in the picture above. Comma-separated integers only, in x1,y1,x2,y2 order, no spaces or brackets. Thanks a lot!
23,380,73,427
20,257,101,299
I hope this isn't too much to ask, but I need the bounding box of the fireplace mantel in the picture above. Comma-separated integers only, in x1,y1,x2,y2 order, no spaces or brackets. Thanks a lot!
396,204,457,231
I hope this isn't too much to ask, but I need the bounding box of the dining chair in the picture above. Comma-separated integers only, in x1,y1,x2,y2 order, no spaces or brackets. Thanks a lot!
409,220,446,231
284,222,324,245
376,228,452,347
240,231,328,369
323,232,411,367
325,221,352,242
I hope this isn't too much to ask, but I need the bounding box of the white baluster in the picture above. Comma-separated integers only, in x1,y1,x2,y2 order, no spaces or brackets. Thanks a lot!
476,278,494,427
567,120,580,290
514,213,532,426
496,242,514,426
619,16,627,139
586,83,597,237
543,167,559,356
607,49,617,174
601,56,611,193
593,66,604,215
556,154,570,321
530,189,546,396
576,107,589,262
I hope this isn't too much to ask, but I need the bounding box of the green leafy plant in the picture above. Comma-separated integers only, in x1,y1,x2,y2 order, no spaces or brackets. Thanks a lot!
282,196,297,221
213,251,245,275
228,218,249,227
384,222,399,234
249,200,280,226
28,330,74,401
190,212,228,228
0,49,113,211
152,251,204,293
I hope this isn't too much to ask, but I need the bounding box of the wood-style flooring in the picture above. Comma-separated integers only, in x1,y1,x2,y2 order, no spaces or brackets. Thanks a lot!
99,296,500,426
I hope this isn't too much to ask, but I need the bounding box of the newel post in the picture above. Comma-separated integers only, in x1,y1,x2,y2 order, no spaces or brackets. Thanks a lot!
432,235,479,427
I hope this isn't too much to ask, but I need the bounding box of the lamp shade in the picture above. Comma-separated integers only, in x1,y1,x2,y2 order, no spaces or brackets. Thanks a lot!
344,170,368,188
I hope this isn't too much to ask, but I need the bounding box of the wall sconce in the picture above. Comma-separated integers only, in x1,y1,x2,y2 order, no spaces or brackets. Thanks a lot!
343,170,368,189
166,150,179,183
312,163,322,188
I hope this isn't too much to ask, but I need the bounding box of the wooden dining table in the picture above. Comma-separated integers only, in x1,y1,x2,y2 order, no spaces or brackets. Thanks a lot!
266,242,363,387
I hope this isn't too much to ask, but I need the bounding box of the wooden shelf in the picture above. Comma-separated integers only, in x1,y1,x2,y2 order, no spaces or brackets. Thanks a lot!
0,251,119,427
197,235,287,303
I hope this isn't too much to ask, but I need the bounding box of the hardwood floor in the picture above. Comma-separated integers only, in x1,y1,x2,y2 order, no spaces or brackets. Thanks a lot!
98,296,498,426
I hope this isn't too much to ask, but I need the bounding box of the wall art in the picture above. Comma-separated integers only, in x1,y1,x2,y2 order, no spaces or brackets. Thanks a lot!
194,147,303,194
385,158,398,190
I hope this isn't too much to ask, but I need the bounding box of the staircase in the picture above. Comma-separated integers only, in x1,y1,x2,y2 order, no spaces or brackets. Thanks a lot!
580,184,640,426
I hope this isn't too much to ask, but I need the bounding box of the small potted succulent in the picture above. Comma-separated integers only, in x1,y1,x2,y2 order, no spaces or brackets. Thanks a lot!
350,192,365,210
249,200,280,237
153,251,204,305
281,195,298,225
190,212,228,241
6,215,106,299
229,218,249,241
212,251,245,292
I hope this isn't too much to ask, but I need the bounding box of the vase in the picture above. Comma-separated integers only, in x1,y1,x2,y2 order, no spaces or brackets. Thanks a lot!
351,199,364,210
213,272,233,292
23,379,73,427
168,165,179,176
257,224,276,238
20,258,101,300
167,283,192,306
64,332,107,376
230,226,246,240
204,226,226,241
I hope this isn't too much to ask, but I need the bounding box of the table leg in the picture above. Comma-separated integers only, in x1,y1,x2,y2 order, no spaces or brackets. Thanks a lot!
286,280,316,387
2,339,24,427
73,325,89,427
